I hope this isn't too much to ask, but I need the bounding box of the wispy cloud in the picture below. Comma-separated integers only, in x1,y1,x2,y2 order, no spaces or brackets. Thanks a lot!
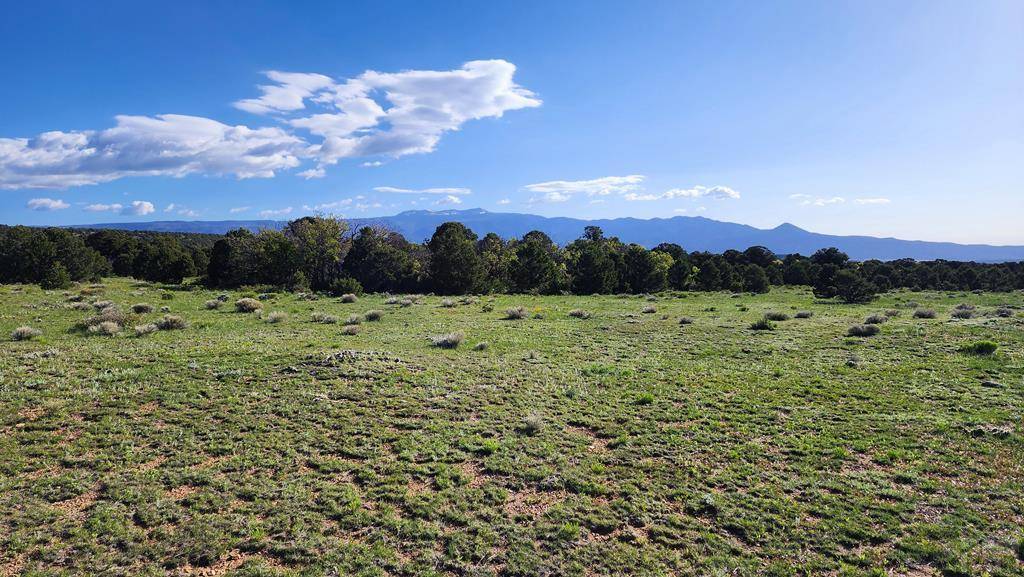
790,194,845,207
302,199,352,211
164,203,199,217
373,186,471,195
854,197,891,205
524,175,644,202
434,195,463,206
26,197,69,211
229,206,251,214
259,206,293,217
662,185,740,200
496,198,511,205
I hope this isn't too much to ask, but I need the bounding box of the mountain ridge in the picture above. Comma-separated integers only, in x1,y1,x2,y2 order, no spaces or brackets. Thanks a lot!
68,208,1024,262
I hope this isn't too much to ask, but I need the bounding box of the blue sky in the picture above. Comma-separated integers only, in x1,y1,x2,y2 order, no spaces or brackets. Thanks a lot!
2,0,1022,244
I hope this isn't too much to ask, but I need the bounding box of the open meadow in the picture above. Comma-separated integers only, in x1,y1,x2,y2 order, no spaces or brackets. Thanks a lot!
1,280,1022,576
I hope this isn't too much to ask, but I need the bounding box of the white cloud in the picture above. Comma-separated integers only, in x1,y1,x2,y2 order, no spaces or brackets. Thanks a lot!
623,192,660,201
373,186,471,195
434,194,463,206
26,197,69,211
123,200,155,215
790,194,845,207
83,200,154,215
241,59,540,172
234,71,335,115
0,60,538,190
229,206,251,213
259,206,293,217
855,197,891,205
524,175,644,200
662,185,740,200
0,115,306,189
297,167,326,179
84,203,122,212
360,161,383,167
496,198,511,205
302,199,352,211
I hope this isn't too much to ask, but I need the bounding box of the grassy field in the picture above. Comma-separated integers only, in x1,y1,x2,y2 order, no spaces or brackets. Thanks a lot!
1,279,1022,576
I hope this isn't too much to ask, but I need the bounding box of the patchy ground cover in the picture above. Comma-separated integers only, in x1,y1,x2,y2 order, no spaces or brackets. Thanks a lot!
1,279,1022,576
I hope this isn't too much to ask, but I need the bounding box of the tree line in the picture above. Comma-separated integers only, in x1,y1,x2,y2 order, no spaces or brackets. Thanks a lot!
2,219,1023,301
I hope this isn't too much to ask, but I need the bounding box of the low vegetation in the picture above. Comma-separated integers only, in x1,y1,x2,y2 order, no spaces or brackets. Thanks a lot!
0,280,1021,576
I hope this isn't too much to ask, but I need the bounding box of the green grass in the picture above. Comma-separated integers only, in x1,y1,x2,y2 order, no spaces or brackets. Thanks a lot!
1,280,1023,576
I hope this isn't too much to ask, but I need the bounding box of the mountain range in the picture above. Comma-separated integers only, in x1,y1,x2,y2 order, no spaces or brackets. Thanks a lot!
72,208,1024,262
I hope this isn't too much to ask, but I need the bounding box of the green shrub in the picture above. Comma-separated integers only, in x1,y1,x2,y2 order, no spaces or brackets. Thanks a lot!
204,299,221,310
343,314,362,326
764,311,789,321
864,313,887,325
473,341,489,351
364,310,383,321
156,315,188,331
568,309,591,319
636,392,655,405
340,293,358,304
311,312,338,324
913,309,937,319
641,305,657,314
750,317,775,331
131,303,154,314
341,325,360,335
959,340,997,356
520,415,543,436
795,311,813,319
40,262,72,290
678,316,694,325
329,277,363,297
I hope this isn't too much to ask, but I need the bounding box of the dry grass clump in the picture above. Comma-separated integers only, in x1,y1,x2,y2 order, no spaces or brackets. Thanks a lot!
92,300,114,310
235,298,262,313
364,310,383,322
12,326,42,341
520,414,543,436
343,314,362,326
265,311,288,324
764,311,790,321
340,293,358,303
473,341,489,351
131,303,154,314
340,325,361,335
994,307,1013,318
795,311,813,319
847,324,880,337
951,308,975,319
884,309,901,318
399,298,415,307
384,296,399,305
69,302,92,311
678,316,695,325
88,321,121,336
641,305,657,314
568,309,592,319
311,312,338,324
431,332,464,349
156,315,188,331
913,309,937,319
133,323,158,337
83,306,129,329
440,298,456,308
749,317,775,331
204,299,222,310
864,313,888,325
505,306,528,320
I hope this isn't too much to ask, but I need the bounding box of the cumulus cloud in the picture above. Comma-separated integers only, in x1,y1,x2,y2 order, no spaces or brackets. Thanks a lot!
259,206,293,217
373,186,471,195
0,60,538,190
240,59,540,172
83,200,155,215
524,175,644,201
0,115,306,190
26,197,69,211
855,197,891,205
